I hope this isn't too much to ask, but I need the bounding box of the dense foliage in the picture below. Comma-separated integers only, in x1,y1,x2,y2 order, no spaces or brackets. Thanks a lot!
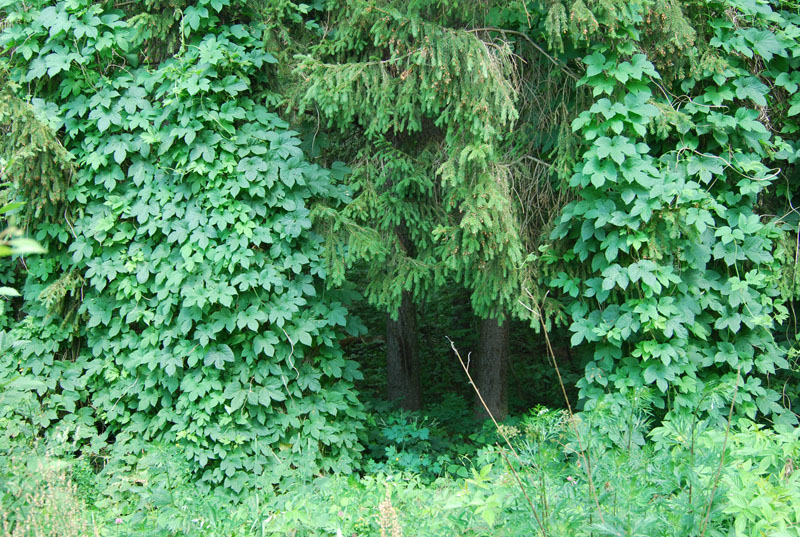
4,398,800,536
545,0,800,423
299,0,526,321
0,0,367,490
1,0,800,534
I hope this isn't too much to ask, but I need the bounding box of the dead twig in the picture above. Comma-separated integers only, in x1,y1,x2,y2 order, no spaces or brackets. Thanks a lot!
447,336,548,537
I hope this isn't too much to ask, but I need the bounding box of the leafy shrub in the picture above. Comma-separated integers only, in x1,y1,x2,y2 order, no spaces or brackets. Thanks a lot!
1,395,796,537
453,395,800,537
655,418,800,537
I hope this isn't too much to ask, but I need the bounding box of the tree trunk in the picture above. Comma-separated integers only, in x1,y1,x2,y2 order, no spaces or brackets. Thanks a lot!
474,317,508,420
386,289,421,410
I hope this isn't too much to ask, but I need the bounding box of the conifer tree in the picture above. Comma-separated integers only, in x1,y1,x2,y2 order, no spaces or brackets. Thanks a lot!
298,0,527,415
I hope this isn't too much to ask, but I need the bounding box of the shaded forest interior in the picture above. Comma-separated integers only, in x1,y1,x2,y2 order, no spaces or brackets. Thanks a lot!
344,279,582,417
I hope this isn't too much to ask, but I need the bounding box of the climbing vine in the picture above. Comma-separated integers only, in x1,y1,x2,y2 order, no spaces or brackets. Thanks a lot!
544,0,799,423
0,0,365,490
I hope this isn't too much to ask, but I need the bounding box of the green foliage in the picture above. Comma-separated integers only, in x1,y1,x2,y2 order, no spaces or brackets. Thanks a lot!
2,0,800,519
0,453,97,537
298,0,529,320
542,0,799,422
0,0,365,489
715,423,800,535
0,75,73,228
5,399,797,537
361,405,475,480
296,3,518,146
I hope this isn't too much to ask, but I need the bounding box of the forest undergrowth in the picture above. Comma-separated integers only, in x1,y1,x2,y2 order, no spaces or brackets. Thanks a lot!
2,332,799,537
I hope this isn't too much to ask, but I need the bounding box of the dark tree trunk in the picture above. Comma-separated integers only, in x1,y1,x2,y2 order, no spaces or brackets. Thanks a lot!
474,317,508,420
386,289,421,410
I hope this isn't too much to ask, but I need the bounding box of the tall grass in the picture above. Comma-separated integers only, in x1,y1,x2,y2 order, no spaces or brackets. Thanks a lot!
1,456,97,537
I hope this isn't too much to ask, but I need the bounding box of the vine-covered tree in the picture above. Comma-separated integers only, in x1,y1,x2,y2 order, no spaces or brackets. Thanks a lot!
540,0,799,424
0,0,366,490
